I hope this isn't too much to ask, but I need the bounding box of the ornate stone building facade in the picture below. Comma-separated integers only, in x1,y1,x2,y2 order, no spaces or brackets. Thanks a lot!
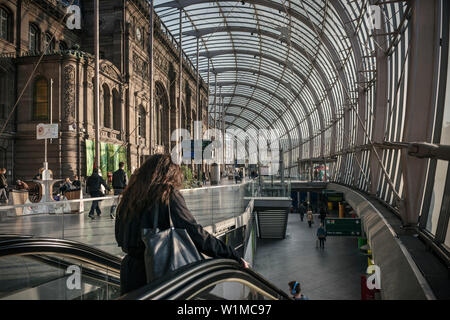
0,0,209,181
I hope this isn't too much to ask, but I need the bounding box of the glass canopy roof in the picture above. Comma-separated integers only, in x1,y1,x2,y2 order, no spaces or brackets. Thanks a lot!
154,0,392,155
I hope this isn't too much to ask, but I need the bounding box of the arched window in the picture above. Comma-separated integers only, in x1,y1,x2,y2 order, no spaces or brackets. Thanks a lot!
44,33,55,54
0,73,5,119
181,103,186,130
33,77,49,120
102,84,111,128
58,40,68,51
29,24,40,53
0,7,10,41
155,103,162,145
138,106,146,139
112,89,121,131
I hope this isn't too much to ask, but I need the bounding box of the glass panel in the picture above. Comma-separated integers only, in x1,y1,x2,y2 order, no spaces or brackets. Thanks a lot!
45,34,55,54
0,8,7,40
0,254,120,300
426,21,450,236
59,41,67,51
29,25,38,52
425,161,448,235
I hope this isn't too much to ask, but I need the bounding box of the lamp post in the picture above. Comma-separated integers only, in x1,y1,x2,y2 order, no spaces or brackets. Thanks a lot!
94,0,101,170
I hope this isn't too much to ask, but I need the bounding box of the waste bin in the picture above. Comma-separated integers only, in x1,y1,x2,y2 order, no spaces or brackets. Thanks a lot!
8,190,29,216
64,190,83,213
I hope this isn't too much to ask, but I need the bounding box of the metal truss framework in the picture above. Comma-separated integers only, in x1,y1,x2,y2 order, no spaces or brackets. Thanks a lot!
154,0,448,235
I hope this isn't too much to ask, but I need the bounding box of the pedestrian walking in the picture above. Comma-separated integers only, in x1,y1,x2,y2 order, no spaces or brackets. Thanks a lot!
202,171,207,186
307,207,314,228
299,202,306,222
320,206,327,224
86,168,110,220
289,281,308,300
317,223,327,249
0,168,8,203
110,162,128,219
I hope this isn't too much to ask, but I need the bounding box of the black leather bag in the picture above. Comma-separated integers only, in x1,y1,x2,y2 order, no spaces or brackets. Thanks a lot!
141,202,203,283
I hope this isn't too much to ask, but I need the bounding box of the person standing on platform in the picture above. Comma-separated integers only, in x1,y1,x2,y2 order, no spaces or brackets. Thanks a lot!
299,202,306,222
307,207,314,228
317,223,327,249
320,205,327,225
86,168,110,220
202,171,207,186
110,162,128,219
0,168,8,203
288,281,308,300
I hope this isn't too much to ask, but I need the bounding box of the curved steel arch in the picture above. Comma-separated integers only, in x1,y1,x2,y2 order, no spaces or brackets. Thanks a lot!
219,92,303,146
174,9,344,118
203,66,314,143
211,81,299,147
224,104,276,130
202,47,329,135
156,0,365,162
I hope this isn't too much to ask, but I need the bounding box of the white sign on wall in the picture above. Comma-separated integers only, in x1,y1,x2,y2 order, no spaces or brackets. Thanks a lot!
37,124,59,140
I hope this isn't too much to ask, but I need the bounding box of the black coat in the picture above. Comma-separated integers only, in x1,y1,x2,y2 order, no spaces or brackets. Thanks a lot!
320,207,327,219
112,169,127,190
86,173,110,197
115,190,242,294
72,180,81,189
0,174,7,189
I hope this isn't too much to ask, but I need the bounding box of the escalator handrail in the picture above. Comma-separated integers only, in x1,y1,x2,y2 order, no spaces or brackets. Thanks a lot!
0,235,122,273
121,259,291,300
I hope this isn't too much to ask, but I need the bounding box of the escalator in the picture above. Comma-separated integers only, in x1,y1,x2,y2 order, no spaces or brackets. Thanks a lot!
0,235,121,300
121,259,290,300
0,235,290,300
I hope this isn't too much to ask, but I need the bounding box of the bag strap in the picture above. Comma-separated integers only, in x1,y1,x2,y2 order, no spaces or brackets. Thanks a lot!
168,200,174,228
152,197,174,232
152,202,160,233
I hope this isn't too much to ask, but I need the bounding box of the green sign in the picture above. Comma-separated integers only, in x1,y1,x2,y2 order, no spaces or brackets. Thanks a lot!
325,218,361,236
323,191,344,202
85,140,128,177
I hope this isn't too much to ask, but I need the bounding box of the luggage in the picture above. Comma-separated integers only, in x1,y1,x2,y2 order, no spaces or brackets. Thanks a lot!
141,202,203,283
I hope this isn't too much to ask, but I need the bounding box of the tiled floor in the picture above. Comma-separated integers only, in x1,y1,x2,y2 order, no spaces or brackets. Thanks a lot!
253,213,367,300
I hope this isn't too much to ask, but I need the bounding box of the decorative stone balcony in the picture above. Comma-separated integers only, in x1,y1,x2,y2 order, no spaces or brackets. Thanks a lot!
100,127,122,141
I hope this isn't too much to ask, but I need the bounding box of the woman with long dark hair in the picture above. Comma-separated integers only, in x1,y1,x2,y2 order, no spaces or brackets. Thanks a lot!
115,154,248,295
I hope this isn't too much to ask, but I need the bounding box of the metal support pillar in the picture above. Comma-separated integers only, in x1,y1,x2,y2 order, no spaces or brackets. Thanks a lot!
196,37,200,176
221,87,225,174
369,7,389,195
400,0,440,226
178,9,183,150
214,73,217,133
149,0,154,155
94,0,100,169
